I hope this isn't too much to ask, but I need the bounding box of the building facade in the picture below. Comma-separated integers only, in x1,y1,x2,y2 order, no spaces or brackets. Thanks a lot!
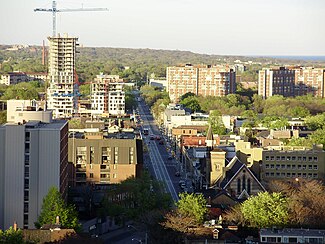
258,67,295,99
0,110,68,230
258,66,325,99
167,64,236,102
68,133,143,186
91,74,125,117
261,145,325,181
47,34,78,118
294,67,325,98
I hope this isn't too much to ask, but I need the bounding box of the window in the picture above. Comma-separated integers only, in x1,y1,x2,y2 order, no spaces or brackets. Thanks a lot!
281,156,285,161
292,156,296,161
100,174,106,178
242,175,246,191
237,179,241,194
287,156,291,161
314,157,318,162
308,157,313,162
281,164,285,169
302,165,306,170
270,156,275,161
313,173,318,178
90,173,94,178
308,165,313,170
313,165,318,170
265,164,269,169
286,173,291,177
298,156,302,161
291,165,296,169
266,156,270,161
270,164,275,169
113,173,117,179
288,238,297,243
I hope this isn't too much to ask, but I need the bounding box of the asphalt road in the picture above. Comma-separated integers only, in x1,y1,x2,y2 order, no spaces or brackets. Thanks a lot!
137,99,184,202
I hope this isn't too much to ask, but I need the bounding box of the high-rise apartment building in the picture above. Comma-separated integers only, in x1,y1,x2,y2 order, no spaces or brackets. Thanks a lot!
91,74,125,117
0,101,68,230
258,67,295,99
47,34,78,118
294,67,325,98
68,132,143,186
258,66,325,99
167,64,236,102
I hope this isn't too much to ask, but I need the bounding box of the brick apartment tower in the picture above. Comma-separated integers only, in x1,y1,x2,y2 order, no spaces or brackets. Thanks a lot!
167,64,236,103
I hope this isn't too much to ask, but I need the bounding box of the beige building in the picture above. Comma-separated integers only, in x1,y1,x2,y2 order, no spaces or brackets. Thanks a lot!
258,66,325,99
68,133,143,185
261,145,325,181
294,67,325,98
258,67,295,99
47,34,78,118
6,100,50,124
167,64,236,102
0,109,68,230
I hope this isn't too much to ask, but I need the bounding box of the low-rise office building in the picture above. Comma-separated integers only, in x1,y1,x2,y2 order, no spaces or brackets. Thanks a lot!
261,144,325,181
68,132,143,186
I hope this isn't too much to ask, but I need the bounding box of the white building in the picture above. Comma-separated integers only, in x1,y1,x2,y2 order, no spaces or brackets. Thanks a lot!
0,105,68,230
6,100,50,124
91,74,125,117
47,34,78,118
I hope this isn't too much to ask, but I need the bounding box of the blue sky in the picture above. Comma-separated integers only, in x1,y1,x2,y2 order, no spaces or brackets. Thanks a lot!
1,0,325,55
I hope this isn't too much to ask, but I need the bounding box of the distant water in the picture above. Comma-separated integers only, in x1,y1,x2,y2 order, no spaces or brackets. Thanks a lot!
266,56,325,61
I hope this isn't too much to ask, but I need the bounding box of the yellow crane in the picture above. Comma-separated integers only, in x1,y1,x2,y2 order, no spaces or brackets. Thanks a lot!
34,0,108,37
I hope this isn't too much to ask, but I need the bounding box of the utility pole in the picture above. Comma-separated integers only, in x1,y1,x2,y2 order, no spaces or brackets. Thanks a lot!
34,0,108,37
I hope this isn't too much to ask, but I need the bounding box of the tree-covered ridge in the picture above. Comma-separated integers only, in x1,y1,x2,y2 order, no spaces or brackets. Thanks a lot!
2,44,325,83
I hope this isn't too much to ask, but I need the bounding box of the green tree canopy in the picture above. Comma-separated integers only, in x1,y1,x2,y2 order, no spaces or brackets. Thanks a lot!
176,193,208,224
240,192,289,228
35,187,80,231
208,110,226,135
1,82,39,100
180,96,201,112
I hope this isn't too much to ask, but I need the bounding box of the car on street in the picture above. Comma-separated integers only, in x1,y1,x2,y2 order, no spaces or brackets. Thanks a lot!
167,154,173,160
159,139,164,145
150,135,155,140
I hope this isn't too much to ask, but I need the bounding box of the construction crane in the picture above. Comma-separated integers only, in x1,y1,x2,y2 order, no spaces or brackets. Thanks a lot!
34,0,108,37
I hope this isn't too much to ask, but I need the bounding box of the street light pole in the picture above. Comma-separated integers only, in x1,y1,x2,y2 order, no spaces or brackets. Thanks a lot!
128,225,148,244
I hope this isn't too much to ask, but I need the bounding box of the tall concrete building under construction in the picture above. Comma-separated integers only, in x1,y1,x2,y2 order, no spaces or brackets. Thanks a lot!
47,34,78,118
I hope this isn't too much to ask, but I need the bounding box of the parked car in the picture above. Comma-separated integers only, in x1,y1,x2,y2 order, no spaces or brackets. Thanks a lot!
150,135,155,140
155,135,161,140
167,155,173,160
159,140,164,145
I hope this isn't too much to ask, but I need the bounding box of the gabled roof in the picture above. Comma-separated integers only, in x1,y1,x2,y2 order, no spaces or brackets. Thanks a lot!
221,156,266,191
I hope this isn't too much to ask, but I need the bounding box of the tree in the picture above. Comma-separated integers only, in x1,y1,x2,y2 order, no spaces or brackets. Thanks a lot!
1,82,39,100
270,180,325,228
0,227,24,243
305,113,325,130
78,84,91,98
309,128,325,148
35,187,80,231
180,96,201,112
179,92,196,102
240,192,289,228
0,111,6,124
162,193,209,236
208,110,226,135
68,119,84,129
176,193,207,224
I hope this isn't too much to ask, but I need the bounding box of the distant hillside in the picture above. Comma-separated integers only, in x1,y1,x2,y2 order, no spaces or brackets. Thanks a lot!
1,44,325,83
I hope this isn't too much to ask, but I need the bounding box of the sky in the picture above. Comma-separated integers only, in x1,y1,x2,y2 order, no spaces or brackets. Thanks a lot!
1,0,325,56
